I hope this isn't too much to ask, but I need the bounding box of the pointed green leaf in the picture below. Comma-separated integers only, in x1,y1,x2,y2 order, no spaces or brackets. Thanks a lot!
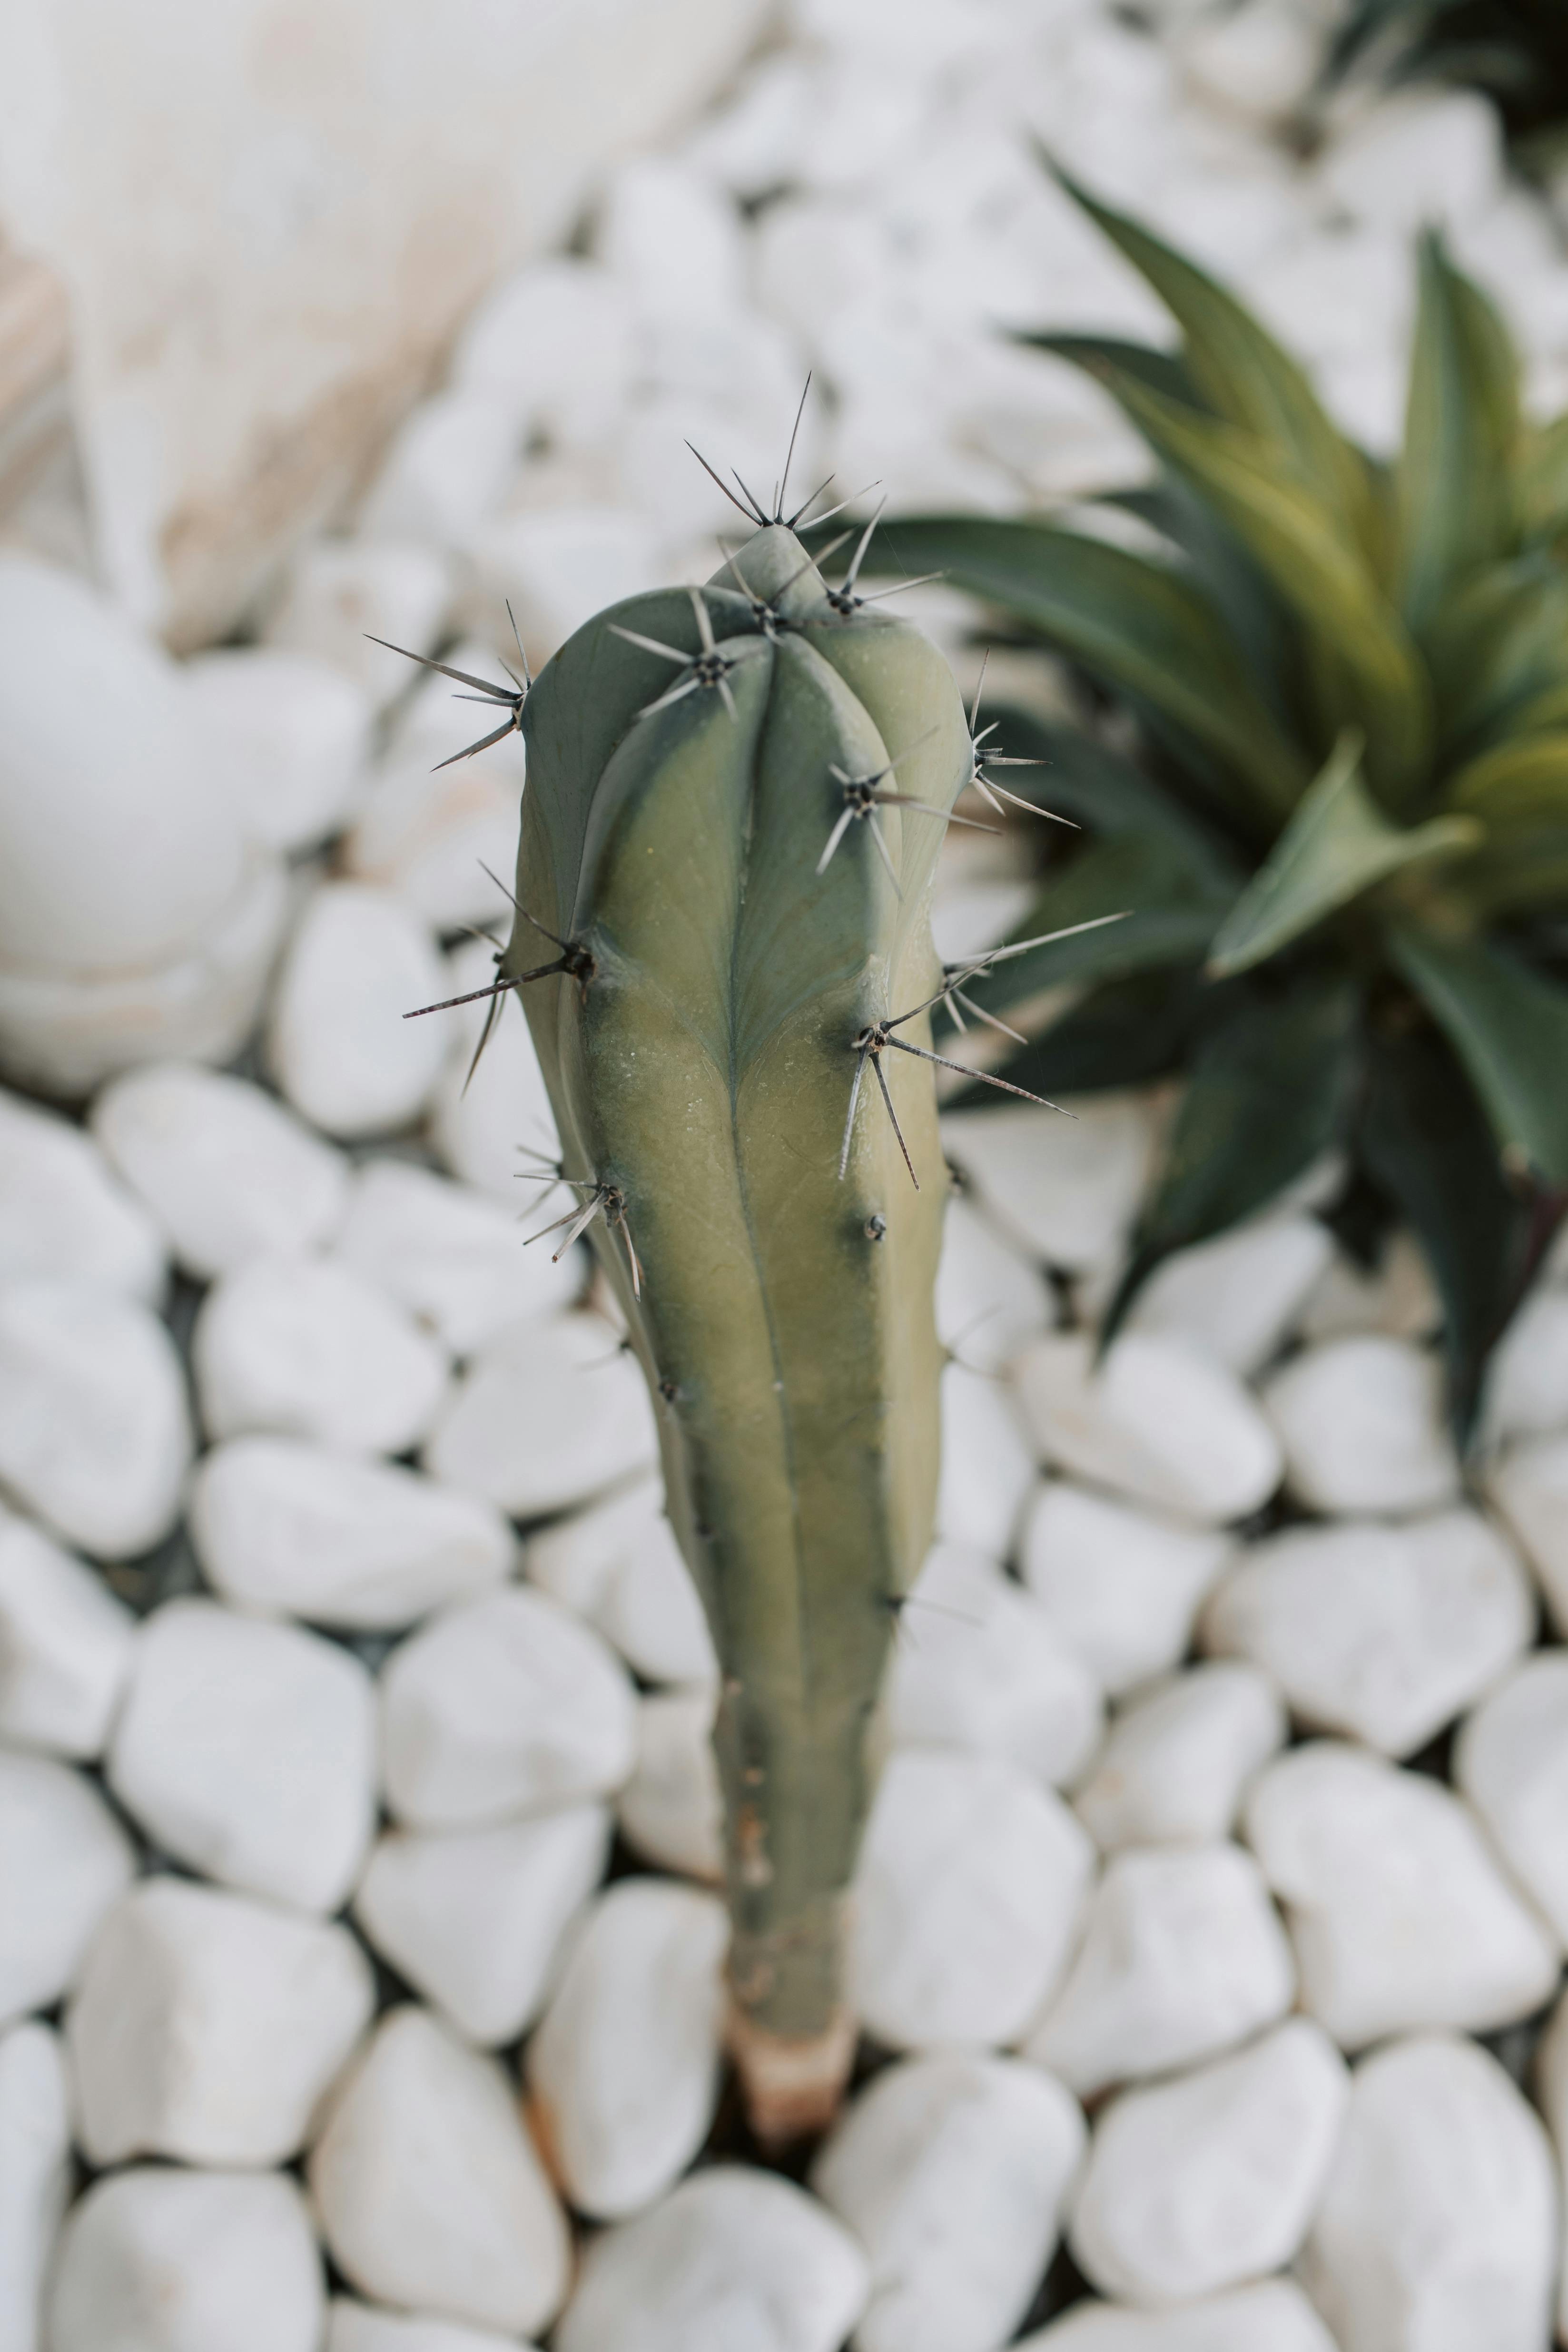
1105,478,1299,706
1389,920,1568,1181
1398,233,1520,630
945,966,1207,1104
1446,730,1568,824
1104,971,1360,1340
1012,332,1199,410
964,707,1241,880
1518,409,1568,541
1207,734,1480,977
1453,827,1568,917
1426,552,1568,753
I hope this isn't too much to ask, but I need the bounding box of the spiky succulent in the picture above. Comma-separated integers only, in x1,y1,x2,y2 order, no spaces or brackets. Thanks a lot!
832,169,1568,1428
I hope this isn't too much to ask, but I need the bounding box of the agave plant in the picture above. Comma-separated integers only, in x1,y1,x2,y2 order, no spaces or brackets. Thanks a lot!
829,169,1568,1428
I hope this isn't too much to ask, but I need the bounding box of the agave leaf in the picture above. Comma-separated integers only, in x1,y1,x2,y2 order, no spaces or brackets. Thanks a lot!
1358,1023,1531,1439
1014,332,1200,409
1446,730,1568,823
944,966,1207,1103
1454,827,1568,916
969,707,1242,882
1388,920,1568,1182
846,515,1309,820
1427,551,1568,754
1106,478,1301,713
1044,159,1377,553
1102,970,1361,1342
1398,233,1520,632
1519,409,1568,541
1207,734,1481,977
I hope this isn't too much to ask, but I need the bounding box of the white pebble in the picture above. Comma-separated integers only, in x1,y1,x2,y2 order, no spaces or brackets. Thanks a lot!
1018,2279,1340,2349
0,1750,134,2025
0,1282,190,1557
1481,1285,1568,1446
265,540,452,702
1016,1333,1281,1525
0,1514,134,1758
616,1686,724,1881
553,2168,868,2352
1026,1843,1295,2097
338,1158,581,1356
0,2021,69,2352
936,1361,1039,1559
309,2008,569,2338
1456,1653,1568,1944
48,2167,323,2352
193,1256,450,1454
267,884,448,1140
1486,1431,1568,1630
527,1878,727,2220
1068,2019,1350,2306
329,2308,534,2352
599,159,747,317
851,1748,1094,2050
451,257,637,446
184,648,372,853
345,731,519,938
881,1542,1103,1787
1019,1483,1231,1696
380,1585,637,1828
424,1311,658,1518
1202,1510,1534,1757
91,1061,350,1278
811,2052,1085,2352
1243,1741,1560,2048
107,1598,375,1913
189,1437,513,1629
0,1086,164,1300
941,1098,1156,1273
1124,1215,1333,1378
935,1193,1053,1374
66,1879,372,2165
1533,1988,1568,2341
1317,88,1504,236
1073,1664,1285,1853
427,935,560,1199
1296,1229,1441,1346
526,1478,716,1687
354,1805,609,2046
1261,1336,1459,1516
465,507,660,663
1303,2032,1558,2352
358,392,522,549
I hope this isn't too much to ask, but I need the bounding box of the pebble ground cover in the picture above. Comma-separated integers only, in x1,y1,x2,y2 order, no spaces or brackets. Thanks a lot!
10,2,1568,2348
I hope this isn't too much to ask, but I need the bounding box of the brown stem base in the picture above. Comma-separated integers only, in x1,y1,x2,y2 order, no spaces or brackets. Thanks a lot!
726,2003,858,2150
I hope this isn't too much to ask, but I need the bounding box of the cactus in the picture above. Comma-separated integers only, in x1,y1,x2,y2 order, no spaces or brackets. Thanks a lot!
392,475,1063,2138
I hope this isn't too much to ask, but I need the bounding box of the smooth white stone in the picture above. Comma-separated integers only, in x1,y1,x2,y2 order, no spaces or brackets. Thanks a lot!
936,1193,1054,1375
0,1282,190,1557
330,2308,534,2352
811,2052,1085,2352
107,1598,375,1913
1177,0,1322,117
527,1878,727,2220
1243,1741,1560,2049
1317,88,1504,236
1069,2019,1350,2306
185,648,373,853
1480,1285,1568,1446
526,1479,715,1688
309,2008,569,2337
48,2167,323,2352
1486,1432,1568,1630
1019,1483,1232,1697
354,1805,610,2046
424,1311,659,1520
91,1061,350,1279
940,1097,1157,1273
339,1159,581,1357
1124,1216,1333,1378
380,1585,637,1829
0,1752,135,2026
67,1879,373,2166
1202,1510,1534,1758
0,1087,164,1301
1457,1653,1568,1944
452,258,638,448
1015,1332,1282,1526
0,2020,69,2352
599,158,747,317
1297,1229,1442,1346
0,1514,134,1759
428,935,561,1199
1534,1988,1568,2340
851,1748,1095,2051
265,541,453,704
1017,2278,1341,2350
267,884,449,1141
1261,1337,1459,1516
1072,1664,1286,1853
463,507,660,664
1303,2033,1558,2352
616,1686,724,1881
936,1361,1039,1559
358,392,522,548
882,1542,1103,1787
554,2168,868,2352
1024,1843,1295,2097
193,1256,450,1455
189,1437,513,1630
345,750,519,934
